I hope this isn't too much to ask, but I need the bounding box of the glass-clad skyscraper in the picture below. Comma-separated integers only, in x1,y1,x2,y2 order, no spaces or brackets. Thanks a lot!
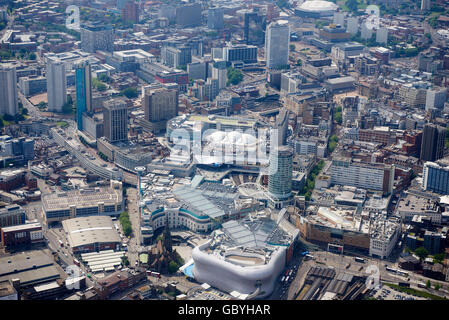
268,146,293,201
75,61,92,131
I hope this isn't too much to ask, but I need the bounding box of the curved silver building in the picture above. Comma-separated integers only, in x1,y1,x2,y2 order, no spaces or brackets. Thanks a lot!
191,218,293,298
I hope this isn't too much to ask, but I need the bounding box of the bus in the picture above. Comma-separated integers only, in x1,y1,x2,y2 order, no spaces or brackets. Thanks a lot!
355,257,365,263
305,254,314,260
397,270,409,277
386,266,397,273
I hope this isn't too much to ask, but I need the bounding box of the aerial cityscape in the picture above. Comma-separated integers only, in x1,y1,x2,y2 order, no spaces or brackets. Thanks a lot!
1,0,449,304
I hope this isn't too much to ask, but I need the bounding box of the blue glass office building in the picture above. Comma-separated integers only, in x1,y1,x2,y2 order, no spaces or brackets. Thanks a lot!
423,161,449,195
75,61,92,131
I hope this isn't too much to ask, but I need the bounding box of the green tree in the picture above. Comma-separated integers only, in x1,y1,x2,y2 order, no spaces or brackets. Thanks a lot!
226,67,243,86
121,256,130,266
168,261,179,274
98,74,111,83
434,253,445,264
346,0,359,12
92,78,107,92
426,280,431,289
289,44,296,52
435,283,441,290
120,211,132,237
415,247,428,260
121,87,138,98
296,59,302,66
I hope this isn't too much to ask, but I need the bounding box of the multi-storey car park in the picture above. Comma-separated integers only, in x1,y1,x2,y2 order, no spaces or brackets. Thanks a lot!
42,187,123,224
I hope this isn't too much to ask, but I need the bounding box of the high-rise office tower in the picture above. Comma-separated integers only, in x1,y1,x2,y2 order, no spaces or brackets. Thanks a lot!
244,10,266,46
175,3,202,28
423,160,449,195
162,46,192,69
122,0,139,24
360,22,372,40
333,12,344,26
80,22,114,53
376,27,388,44
46,57,67,112
143,85,178,133
207,7,224,30
75,61,92,131
421,0,431,11
347,17,358,35
211,60,228,89
268,146,293,205
425,88,447,111
117,0,127,10
0,63,18,116
223,44,258,64
420,123,446,162
103,99,128,143
265,20,290,69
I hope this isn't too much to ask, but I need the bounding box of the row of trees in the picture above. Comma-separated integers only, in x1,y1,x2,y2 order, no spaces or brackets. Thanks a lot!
299,160,325,201
119,211,132,237
328,134,339,154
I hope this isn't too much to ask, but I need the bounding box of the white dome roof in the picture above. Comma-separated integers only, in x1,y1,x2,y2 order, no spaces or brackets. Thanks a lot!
204,131,257,148
297,0,338,12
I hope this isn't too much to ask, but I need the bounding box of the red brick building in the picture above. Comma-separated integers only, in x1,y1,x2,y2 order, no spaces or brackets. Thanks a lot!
1,222,44,248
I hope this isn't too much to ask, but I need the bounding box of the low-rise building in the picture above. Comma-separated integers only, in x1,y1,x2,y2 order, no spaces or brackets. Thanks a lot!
42,187,123,223
396,193,442,224
62,216,121,254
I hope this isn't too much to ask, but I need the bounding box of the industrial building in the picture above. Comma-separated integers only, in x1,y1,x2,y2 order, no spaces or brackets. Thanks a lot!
42,187,123,223
62,216,121,254
0,250,63,288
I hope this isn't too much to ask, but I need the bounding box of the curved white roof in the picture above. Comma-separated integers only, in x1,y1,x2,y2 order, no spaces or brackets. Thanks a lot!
204,131,257,148
297,0,338,12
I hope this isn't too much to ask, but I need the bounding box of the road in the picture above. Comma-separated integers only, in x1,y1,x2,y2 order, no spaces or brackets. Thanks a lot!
25,178,95,287
123,187,142,266
18,91,44,120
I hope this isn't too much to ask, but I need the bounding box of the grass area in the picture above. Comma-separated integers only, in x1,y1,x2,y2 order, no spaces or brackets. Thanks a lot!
57,121,69,128
384,283,447,300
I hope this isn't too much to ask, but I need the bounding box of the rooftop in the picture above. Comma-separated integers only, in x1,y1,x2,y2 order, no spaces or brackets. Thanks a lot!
62,216,121,248
42,187,122,212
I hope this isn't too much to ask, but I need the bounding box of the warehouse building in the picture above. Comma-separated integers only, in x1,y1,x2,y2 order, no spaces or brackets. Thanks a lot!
62,216,121,254
0,250,63,288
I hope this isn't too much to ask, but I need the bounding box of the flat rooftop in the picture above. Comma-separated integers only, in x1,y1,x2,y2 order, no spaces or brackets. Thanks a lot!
0,250,61,286
62,216,121,248
397,194,439,213
0,280,16,298
42,187,122,212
